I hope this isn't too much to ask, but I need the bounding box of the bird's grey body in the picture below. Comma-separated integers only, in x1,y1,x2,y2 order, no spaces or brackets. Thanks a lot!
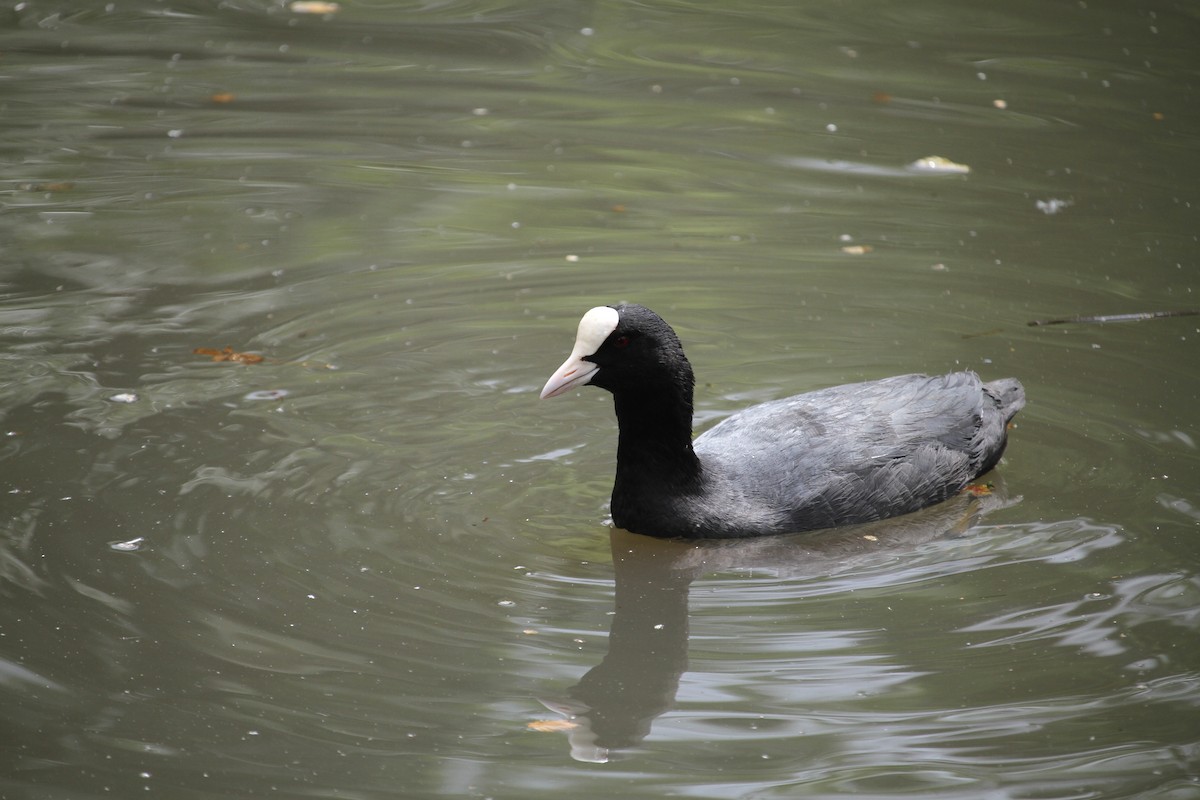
542,303,1025,539
615,372,1024,538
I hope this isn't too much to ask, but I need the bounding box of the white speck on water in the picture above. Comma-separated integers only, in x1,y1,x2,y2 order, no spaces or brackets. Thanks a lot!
108,393,138,403
497,599,515,607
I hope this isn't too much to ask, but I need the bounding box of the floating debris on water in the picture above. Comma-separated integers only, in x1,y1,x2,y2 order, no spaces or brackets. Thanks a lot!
908,156,971,174
19,181,75,192
289,0,340,13
1036,198,1073,215
108,393,138,404
243,389,290,402
109,537,146,552
1029,310,1200,327
528,720,578,732
193,346,265,364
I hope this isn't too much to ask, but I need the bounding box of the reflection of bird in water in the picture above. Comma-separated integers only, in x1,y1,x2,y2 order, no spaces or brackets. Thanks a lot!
541,303,1024,539
536,482,1019,763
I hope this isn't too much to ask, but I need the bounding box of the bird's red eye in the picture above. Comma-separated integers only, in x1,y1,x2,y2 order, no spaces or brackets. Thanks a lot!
613,335,630,348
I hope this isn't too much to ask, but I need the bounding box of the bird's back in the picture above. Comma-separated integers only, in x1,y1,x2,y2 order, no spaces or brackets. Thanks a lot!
692,372,1024,534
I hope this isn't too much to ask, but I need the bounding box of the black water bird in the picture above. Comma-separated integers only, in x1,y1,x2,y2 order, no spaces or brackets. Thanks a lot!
540,303,1024,539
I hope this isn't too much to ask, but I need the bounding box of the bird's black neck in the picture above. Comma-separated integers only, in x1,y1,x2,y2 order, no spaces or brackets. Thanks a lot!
611,385,703,490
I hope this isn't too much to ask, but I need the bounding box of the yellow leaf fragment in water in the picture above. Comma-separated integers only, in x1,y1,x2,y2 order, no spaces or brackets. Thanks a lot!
193,346,265,364
527,720,579,733
289,0,340,13
19,181,75,192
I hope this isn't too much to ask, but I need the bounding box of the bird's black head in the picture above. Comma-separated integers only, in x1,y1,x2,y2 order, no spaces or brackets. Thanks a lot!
540,303,694,401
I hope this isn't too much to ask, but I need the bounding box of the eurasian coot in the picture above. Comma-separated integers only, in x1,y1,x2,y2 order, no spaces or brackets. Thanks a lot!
541,303,1025,539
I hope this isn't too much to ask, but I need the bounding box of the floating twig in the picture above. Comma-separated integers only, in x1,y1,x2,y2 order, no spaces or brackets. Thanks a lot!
1028,310,1200,327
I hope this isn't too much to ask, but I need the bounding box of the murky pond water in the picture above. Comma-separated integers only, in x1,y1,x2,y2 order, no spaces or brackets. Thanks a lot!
2,1,1198,797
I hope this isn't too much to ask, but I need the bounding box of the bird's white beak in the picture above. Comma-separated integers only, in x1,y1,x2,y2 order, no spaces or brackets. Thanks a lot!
540,353,598,399
539,306,619,399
